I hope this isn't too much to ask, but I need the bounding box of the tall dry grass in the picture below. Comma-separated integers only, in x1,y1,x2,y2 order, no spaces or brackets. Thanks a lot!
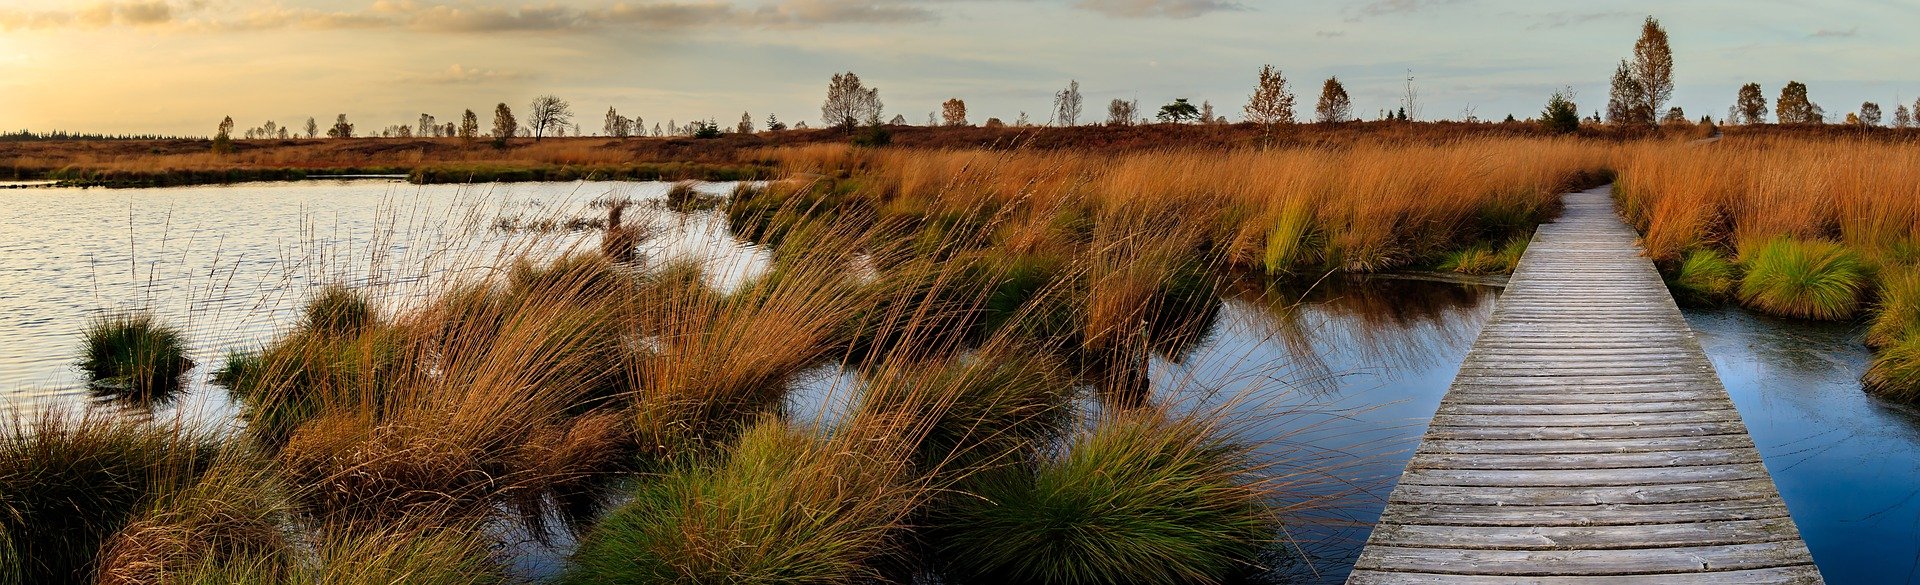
1614,136,1920,397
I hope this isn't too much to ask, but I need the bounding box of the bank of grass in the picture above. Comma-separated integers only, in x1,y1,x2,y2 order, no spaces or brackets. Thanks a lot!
1614,136,1920,398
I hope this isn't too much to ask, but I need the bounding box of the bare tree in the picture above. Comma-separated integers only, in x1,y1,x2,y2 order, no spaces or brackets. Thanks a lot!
821,72,882,131
1244,64,1296,141
1735,83,1767,124
304,117,318,139
217,116,235,139
327,114,353,138
604,107,622,137
1106,98,1137,126
492,103,517,140
1199,100,1216,124
1401,70,1420,121
527,95,573,140
1316,76,1352,123
417,114,436,138
1633,16,1674,123
1052,80,1083,126
738,112,755,134
1895,104,1913,129
942,98,968,127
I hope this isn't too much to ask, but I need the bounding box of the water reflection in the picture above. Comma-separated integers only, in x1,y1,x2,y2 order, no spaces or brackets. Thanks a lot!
0,180,763,425
1689,307,1920,584
1152,274,1499,582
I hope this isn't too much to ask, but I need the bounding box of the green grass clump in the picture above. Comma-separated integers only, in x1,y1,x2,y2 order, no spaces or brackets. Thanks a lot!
0,412,217,584
858,345,1077,475
565,418,920,584
301,285,377,336
80,312,194,400
1738,237,1871,320
1868,269,1920,349
1669,248,1739,306
932,412,1274,585
1865,335,1920,402
169,526,502,585
1438,245,1502,275
1260,205,1317,275
1495,235,1530,273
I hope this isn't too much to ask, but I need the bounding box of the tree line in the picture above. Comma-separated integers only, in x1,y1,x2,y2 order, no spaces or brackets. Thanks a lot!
190,17,1920,147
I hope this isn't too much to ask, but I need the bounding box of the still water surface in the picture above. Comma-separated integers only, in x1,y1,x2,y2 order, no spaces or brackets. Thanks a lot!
1,181,1917,582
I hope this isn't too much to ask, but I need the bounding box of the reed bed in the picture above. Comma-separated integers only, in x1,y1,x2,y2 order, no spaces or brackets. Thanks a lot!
1613,136,1920,399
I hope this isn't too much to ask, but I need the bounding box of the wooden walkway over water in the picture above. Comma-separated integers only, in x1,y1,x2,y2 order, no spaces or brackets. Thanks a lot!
1349,186,1821,583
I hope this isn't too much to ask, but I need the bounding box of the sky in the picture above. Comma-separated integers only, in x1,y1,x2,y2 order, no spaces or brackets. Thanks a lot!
1,0,1916,136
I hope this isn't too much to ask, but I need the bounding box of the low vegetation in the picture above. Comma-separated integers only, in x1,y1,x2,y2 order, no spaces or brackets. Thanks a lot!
80,312,194,401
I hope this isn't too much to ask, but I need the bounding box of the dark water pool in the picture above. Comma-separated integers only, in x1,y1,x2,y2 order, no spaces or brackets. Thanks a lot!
1690,308,1920,584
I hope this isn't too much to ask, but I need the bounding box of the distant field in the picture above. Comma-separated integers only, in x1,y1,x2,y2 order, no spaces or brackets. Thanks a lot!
0,120,1753,187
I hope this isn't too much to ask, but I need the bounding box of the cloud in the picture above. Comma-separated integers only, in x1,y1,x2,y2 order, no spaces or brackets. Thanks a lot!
1810,26,1858,38
1315,29,1344,38
1072,0,1247,19
1525,10,1632,30
1346,0,1464,21
405,64,532,84
2,0,935,33
0,1,178,30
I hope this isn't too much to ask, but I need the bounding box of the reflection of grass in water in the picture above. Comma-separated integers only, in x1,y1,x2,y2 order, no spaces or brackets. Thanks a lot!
1230,275,1492,395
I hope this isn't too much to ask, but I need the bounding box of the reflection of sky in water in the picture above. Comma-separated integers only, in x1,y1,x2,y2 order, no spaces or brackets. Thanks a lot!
1154,276,1498,583
1688,307,1920,585
0,180,763,427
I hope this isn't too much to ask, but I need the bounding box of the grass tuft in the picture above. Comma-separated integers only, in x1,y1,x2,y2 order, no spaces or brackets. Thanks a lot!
1865,335,1920,402
932,411,1274,585
1737,237,1870,320
1668,248,1739,306
80,311,194,401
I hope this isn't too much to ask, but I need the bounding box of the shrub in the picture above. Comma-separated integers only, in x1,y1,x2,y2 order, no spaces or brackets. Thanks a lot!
80,312,194,400
1737,237,1870,320
932,412,1274,585
1669,248,1738,306
0,412,217,584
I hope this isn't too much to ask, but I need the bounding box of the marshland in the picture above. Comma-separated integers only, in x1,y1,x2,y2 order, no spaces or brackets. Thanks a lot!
7,5,1920,584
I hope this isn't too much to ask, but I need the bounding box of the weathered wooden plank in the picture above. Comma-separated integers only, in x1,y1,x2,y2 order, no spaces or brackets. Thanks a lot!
1377,499,1791,527
1399,463,1771,488
1386,479,1784,506
1352,187,1818,583
1353,541,1815,576
1422,422,1752,441
1409,450,1759,471
1367,518,1802,550
1419,435,1754,455
1346,565,1823,584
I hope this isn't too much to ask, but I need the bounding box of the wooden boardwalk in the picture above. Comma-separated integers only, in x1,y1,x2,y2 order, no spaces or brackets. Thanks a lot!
1349,186,1822,583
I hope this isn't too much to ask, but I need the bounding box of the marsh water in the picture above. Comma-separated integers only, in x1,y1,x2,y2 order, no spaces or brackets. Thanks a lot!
1,181,1917,582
